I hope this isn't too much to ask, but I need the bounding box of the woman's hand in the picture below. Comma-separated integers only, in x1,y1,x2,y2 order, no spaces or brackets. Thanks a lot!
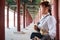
34,25,38,30
40,27,49,35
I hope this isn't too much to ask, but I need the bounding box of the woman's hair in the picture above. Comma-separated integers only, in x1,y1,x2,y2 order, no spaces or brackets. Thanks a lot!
40,1,52,15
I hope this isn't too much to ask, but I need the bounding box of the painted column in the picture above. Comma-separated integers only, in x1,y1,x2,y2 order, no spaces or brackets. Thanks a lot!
14,8,16,27
7,4,9,28
58,0,60,40
52,0,59,40
23,3,25,28
0,0,5,40
17,0,20,31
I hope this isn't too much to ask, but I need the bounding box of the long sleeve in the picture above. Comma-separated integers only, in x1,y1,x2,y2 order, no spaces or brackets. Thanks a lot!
37,16,48,29
47,16,56,39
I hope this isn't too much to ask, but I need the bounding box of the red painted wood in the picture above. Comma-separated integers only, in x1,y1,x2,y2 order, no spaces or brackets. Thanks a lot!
23,3,25,28
52,0,59,40
17,0,20,31
7,4,9,28
55,0,59,40
14,9,16,27
0,0,5,40
59,0,60,40
25,9,33,27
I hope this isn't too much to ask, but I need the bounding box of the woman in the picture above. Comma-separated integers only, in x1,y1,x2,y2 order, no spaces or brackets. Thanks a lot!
30,1,56,40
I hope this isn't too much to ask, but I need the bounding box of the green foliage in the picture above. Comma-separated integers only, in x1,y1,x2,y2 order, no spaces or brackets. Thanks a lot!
31,0,41,4
6,0,41,5
21,0,29,3
6,0,16,5
36,0,41,4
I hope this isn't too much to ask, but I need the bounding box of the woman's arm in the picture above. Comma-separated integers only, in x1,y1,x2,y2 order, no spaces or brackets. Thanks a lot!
47,16,56,39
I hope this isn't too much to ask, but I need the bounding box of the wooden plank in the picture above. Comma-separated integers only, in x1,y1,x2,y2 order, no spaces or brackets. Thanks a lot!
17,0,20,31
0,0,5,40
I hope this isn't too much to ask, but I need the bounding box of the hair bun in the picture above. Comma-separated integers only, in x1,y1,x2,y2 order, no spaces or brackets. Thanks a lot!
40,1,50,7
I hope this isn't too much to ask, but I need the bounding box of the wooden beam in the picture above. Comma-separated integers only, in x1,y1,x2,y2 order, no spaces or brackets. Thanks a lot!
52,0,59,40
14,9,16,27
23,3,25,28
0,0,5,40
17,0,20,31
7,4,9,28
55,0,59,40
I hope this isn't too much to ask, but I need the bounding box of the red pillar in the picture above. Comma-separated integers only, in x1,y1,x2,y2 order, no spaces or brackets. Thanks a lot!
0,0,5,40
56,0,59,40
23,3,25,28
7,4,9,28
17,0,20,31
52,0,59,40
58,0,60,40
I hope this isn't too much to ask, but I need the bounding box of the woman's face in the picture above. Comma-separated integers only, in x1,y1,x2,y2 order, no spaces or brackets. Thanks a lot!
40,5,48,14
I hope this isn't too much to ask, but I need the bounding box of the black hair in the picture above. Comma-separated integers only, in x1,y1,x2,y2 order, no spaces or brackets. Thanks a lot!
40,1,52,15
